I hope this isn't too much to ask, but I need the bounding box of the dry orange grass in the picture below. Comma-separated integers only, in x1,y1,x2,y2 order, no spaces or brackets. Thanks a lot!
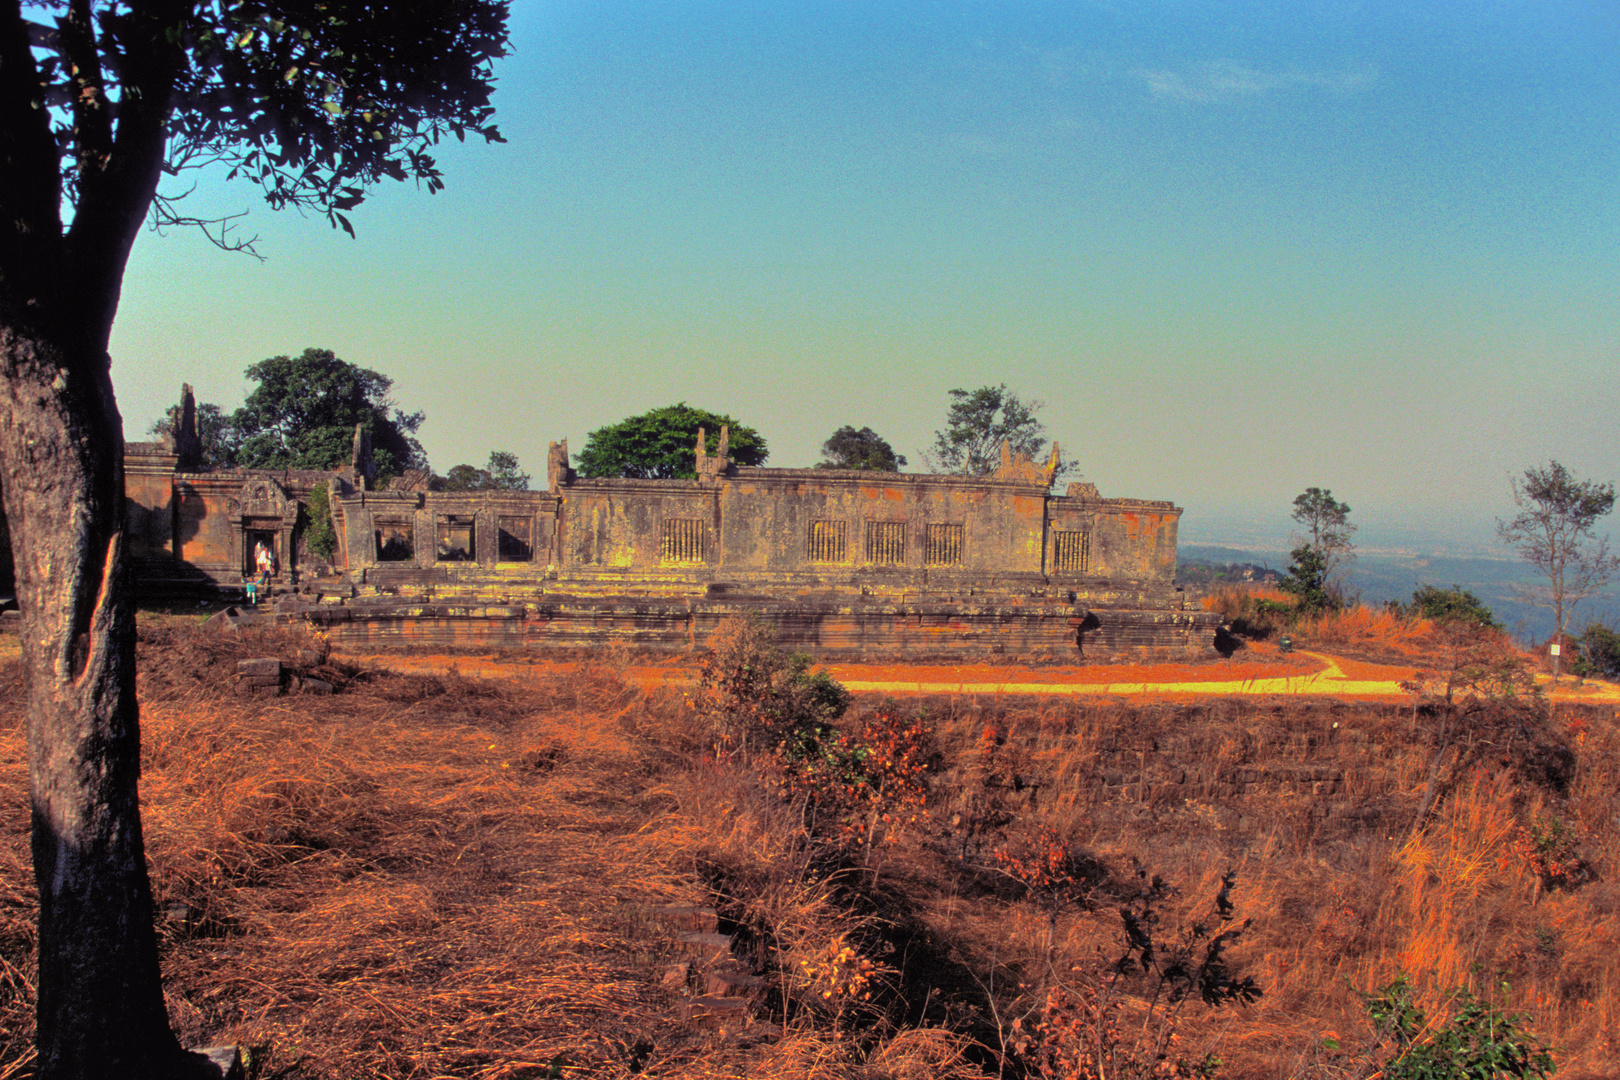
1291,605,1436,658
1202,584,1293,614
1,621,1617,1078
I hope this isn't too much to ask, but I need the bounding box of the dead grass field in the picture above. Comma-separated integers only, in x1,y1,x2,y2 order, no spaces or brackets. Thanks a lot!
0,617,1617,1079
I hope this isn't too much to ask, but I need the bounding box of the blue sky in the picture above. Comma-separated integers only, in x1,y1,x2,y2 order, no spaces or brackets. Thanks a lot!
110,1,1619,554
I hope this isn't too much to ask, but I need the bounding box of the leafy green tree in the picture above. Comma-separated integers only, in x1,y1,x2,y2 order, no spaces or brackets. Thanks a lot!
1407,585,1501,629
1575,622,1620,681
927,384,1055,476
1498,461,1618,678
1279,544,1335,613
816,425,906,471
439,450,530,491
487,450,530,490
577,404,767,479
1291,487,1355,602
0,3,507,1074
232,348,426,479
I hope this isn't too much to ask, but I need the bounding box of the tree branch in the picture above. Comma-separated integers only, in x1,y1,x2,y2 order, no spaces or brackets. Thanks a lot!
0,2,66,322
63,0,188,350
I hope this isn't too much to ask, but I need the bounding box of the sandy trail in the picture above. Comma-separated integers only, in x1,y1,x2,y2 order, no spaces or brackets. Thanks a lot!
334,648,1620,704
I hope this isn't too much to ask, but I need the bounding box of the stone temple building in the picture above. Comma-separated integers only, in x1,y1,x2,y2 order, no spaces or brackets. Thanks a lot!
123,388,1219,658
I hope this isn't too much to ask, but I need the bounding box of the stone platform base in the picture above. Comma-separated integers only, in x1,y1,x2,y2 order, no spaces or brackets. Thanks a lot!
267,593,1221,662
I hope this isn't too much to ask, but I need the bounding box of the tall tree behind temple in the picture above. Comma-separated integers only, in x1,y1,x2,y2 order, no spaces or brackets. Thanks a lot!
578,404,768,479
927,384,1072,482
232,349,427,480
816,426,907,471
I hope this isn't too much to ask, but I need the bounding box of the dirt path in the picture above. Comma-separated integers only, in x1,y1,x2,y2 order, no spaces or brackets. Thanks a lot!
6,625,1611,704
329,648,1616,704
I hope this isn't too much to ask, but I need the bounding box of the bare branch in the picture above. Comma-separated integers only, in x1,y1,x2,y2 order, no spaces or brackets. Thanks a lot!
147,192,264,259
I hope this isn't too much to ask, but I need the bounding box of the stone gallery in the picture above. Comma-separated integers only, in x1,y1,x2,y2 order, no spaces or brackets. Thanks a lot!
124,389,1218,658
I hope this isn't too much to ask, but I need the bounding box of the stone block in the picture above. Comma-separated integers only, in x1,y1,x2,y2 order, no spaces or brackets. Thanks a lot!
301,678,335,695
654,904,719,934
661,961,692,989
678,931,735,963
681,994,749,1032
237,658,281,678
189,1045,244,1079
704,964,765,999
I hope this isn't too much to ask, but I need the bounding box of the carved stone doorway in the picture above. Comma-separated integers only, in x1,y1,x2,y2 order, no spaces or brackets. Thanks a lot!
243,527,279,577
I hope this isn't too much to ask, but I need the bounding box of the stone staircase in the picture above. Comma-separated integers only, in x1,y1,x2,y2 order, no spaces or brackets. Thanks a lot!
650,904,777,1038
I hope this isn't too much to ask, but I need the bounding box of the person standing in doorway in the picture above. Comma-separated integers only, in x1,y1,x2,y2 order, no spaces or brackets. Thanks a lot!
255,540,275,597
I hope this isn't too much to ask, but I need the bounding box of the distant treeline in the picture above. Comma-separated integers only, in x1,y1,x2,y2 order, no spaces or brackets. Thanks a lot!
1176,560,1282,587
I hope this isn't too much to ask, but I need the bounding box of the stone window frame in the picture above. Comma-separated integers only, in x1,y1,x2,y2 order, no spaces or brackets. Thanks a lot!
806,519,848,563
660,518,708,564
436,514,477,562
1052,529,1091,574
496,514,534,563
924,522,964,567
864,520,907,566
374,518,416,562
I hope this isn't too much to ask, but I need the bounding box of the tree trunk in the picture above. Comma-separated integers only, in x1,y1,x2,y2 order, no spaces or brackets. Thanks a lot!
0,328,200,1078
1,3,223,1072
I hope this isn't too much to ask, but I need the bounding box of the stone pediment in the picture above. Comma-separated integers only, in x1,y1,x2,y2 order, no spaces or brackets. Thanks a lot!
993,439,1060,486
231,478,297,523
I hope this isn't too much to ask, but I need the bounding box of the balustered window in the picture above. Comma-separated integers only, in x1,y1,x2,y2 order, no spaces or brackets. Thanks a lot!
807,520,847,563
1053,530,1091,574
925,523,964,566
661,518,708,563
497,516,533,562
865,521,907,565
375,520,414,562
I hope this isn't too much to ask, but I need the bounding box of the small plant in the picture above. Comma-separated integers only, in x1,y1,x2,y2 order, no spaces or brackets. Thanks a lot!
992,824,1100,971
787,930,888,1032
1356,976,1556,1080
1007,871,1261,1080
774,701,934,870
1013,975,1220,1080
993,826,1091,907
1503,816,1589,895
689,617,852,755
300,482,338,561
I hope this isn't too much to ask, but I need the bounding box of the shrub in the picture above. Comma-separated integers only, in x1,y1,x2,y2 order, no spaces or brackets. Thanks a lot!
300,482,337,562
690,617,851,755
1010,871,1261,1080
775,701,934,864
1503,816,1590,895
1357,976,1555,1080
1407,585,1501,630
1573,622,1620,680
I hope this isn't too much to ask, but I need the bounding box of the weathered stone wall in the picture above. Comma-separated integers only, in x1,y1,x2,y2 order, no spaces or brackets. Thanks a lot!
122,402,1215,656
564,481,717,570
124,445,179,561
1046,494,1180,585
713,469,1051,576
